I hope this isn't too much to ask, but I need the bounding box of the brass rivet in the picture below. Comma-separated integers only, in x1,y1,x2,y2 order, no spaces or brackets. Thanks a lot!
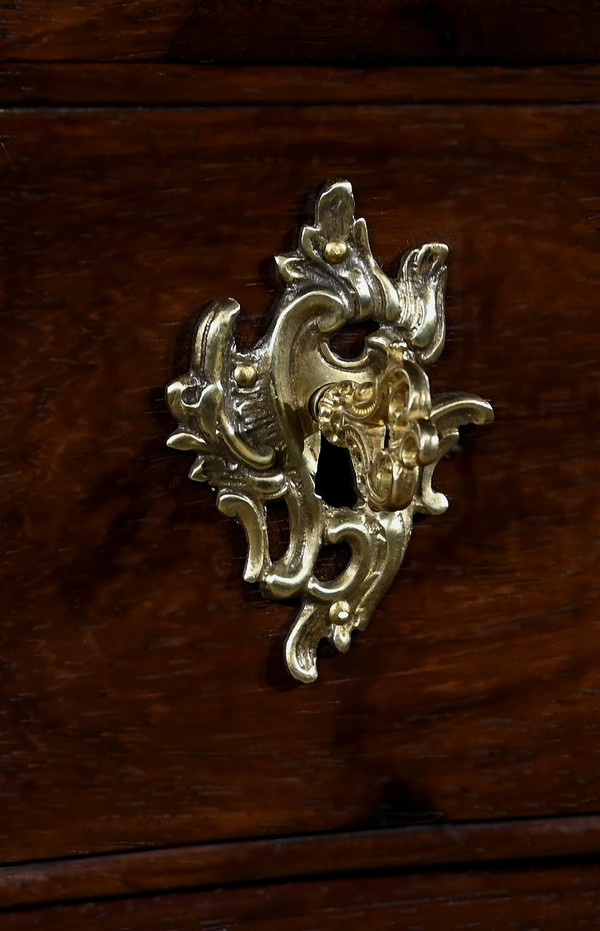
329,600,351,623
324,240,348,263
233,364,257,388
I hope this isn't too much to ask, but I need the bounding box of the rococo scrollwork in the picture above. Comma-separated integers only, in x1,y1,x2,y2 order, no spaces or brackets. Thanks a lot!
166,181,493,683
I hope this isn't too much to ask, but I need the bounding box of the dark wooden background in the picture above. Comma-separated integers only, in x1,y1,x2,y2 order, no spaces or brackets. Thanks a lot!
2,0,600,62
1,2,600,927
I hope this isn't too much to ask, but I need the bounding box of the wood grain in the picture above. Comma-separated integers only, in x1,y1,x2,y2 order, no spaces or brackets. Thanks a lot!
167,0,600,64
0,1,194,62
1,98,599,865
2,63,600,107
2,2,600,64
4,863,600,929
1,815,600,909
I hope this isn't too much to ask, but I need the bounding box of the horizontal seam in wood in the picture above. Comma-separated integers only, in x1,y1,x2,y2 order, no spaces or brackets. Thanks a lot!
1,101,600,113
2,813,600,911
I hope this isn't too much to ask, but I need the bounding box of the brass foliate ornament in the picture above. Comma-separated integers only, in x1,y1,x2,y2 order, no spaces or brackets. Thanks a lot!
166,181,493,683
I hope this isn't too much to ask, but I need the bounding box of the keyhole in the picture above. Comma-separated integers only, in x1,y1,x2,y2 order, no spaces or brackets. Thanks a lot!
314,435,357,508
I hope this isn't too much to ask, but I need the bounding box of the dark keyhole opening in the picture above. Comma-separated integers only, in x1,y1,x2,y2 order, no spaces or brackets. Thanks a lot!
314,435,357,508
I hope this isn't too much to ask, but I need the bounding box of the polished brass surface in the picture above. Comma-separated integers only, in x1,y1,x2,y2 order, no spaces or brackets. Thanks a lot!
166,181,493,683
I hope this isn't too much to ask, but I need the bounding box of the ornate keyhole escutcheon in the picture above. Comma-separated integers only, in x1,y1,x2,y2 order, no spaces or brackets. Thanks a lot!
166,181,493,683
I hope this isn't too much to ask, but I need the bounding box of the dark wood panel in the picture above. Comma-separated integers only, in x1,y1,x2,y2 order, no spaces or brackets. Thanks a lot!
2,63,600,107
0,0,193,62
2,2,600,64
167,0,600,64
4,864,600,929
1,102,599,862
2,816,600,909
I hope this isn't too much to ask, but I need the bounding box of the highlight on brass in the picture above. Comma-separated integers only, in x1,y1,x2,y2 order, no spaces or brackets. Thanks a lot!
166,181,493,683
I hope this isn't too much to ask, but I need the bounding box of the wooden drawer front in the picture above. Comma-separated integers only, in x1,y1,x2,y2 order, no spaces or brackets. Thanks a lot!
1,97,599,864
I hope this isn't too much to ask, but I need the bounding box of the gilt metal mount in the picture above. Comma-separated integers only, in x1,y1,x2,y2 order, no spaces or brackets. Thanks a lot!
166,181,493,682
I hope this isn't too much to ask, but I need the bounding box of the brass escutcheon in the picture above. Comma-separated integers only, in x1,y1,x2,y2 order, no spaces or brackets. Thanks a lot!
166,181,493,683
